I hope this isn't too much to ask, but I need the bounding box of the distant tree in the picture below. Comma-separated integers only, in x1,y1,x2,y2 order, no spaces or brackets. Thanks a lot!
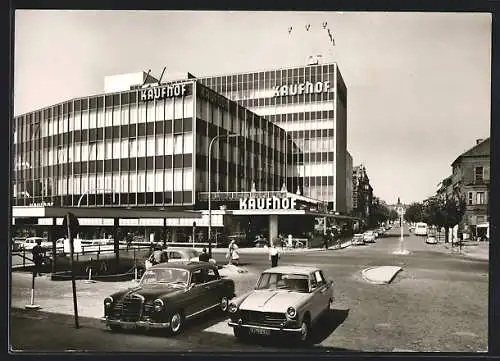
389,209,399,221
423,195,466,244
404,202,424,223
370,201,392,227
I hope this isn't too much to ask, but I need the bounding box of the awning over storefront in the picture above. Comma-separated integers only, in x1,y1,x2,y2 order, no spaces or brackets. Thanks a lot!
12,206,202,220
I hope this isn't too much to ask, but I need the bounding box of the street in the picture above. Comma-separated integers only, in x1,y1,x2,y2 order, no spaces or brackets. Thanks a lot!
10,226,488,353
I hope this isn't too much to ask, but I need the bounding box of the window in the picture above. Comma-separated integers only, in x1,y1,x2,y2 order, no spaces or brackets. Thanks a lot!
206,268,219,282
475,166,484,183
468,192,473,205
313,270,326,286
169,251,183,260
476,191,485,205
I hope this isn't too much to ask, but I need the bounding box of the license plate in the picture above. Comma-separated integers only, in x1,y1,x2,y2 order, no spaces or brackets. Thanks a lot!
249,327,271,336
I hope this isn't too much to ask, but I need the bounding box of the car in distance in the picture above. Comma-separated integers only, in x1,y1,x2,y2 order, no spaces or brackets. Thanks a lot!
227,265,334,344
414,222,428,236
101,261,235,335
352,234,365,246
426,236,438,244
363,231,376,243
166,247,217,265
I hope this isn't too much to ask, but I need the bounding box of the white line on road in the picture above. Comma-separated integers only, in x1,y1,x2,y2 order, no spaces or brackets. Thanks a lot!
203,318,234,335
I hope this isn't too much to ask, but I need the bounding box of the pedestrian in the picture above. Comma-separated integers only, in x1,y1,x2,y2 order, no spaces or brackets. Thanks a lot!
31,239,45,277
147,244,169,269
269,239,280,267
199,247,210,262
227,240,240,265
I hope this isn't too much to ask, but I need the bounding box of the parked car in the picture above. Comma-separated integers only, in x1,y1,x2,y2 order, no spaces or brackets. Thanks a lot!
363,231,376,243
20,237,52,251
351,234,365,246
227,265,334,344
426,236,438,244
101,261,235,335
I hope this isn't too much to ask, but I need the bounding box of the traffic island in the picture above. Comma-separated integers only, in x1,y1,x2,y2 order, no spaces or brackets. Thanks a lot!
361,266,402,285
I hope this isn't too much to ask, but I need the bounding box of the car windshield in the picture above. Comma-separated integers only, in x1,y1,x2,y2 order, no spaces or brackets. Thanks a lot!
140,268,189,286
184,249,200,258
256,272,310,293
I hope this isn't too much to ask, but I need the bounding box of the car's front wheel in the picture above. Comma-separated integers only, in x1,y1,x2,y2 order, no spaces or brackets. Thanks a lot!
298,318,311,344
168,311,184,335
109,324,122,332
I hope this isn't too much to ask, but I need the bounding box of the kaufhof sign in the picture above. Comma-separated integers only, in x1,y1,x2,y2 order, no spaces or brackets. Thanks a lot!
239,197,297,210
140,83,187,102
273,81,330,97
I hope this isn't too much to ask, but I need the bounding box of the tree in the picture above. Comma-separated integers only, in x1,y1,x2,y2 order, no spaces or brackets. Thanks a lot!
423,195,466,244
369,201,392,227
389,209,399,221
404,202,424,223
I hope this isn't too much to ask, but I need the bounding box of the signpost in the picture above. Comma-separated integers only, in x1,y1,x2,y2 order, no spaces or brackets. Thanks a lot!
63,212,80,328
394,205,409,255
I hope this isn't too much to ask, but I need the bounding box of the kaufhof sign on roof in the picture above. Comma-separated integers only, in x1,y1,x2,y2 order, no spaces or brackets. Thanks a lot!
239,196,297,210
273,81,330,97
140,83,188,101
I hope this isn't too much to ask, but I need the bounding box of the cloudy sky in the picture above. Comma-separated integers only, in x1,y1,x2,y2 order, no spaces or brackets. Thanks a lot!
13,11,491,204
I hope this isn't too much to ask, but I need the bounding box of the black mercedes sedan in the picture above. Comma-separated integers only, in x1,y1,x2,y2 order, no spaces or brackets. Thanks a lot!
101,261,235,335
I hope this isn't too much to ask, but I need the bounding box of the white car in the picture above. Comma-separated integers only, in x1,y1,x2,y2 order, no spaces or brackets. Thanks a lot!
227,265,333,344
352,234,365,246
363,231,376,243
426,236,438,244
145,247,216,269
20,237,52,251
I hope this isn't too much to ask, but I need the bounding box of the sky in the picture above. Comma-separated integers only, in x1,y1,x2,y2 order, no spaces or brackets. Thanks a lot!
13,11,491,204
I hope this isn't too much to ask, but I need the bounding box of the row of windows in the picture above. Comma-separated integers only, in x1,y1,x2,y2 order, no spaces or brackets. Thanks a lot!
14,83,195,122
13,191,194,207
15,135,194,168
14,97,194,141
200,64,336,93
467,191,488,205
278,120,334,132
14,169,194,197
237,91,333,108
249,101,335,117
290,162,335,177
267,111,334,123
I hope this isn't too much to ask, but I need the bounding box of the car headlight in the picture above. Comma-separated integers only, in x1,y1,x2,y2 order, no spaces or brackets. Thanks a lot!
104,297,113,308
286,306,297,318
228,303,238,313
153,299,164,312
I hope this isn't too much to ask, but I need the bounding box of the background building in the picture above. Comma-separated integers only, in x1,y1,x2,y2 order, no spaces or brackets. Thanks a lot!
352,164,373,221
345,151,353,214
197,62,349,213
437,138,490,238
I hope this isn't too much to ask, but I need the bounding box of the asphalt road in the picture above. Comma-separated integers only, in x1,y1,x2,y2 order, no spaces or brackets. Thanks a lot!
10,226,488,353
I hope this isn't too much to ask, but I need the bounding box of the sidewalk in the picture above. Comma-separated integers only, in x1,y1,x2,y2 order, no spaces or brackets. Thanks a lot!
210,240,352,255
430,242,489,261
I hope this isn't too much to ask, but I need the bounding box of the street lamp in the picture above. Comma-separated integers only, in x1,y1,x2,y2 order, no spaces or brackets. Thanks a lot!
208,134,239,258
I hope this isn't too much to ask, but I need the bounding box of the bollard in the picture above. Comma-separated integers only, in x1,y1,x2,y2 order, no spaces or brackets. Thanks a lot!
25,273,41,310
84,267,96,284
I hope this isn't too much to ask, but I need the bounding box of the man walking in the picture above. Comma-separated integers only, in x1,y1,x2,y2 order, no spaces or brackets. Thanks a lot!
269,240,280,268
31,239,45,277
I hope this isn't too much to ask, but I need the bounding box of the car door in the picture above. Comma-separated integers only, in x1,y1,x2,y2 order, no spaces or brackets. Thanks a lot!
203,267,224,307
184,268,212,318
313,270,330,318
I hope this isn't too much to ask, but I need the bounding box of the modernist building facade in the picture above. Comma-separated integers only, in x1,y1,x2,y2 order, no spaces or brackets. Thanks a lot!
12,62,356,242
13,80,289,209
197,62,349,213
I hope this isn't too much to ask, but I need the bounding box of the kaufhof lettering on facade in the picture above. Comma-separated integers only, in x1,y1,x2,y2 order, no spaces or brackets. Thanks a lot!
239,197,297,210
140,83,187,101
273,81,331,97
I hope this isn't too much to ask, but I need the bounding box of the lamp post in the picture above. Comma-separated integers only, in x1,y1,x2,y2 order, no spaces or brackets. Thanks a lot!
208,134,239,258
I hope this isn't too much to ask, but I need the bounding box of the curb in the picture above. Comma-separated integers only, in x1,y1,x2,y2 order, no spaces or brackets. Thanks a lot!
361,266,402,285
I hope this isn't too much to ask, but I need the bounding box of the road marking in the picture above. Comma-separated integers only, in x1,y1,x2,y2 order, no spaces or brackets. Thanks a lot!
203,318,234,335
453,331,478,337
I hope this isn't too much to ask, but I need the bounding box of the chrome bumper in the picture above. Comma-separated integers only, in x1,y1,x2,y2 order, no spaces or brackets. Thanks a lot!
101,317,170,329
228,321,302,333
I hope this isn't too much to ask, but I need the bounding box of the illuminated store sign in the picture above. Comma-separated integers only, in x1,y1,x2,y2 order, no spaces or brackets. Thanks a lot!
273,81,330,97
140,83,187,101
239,197,297,210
